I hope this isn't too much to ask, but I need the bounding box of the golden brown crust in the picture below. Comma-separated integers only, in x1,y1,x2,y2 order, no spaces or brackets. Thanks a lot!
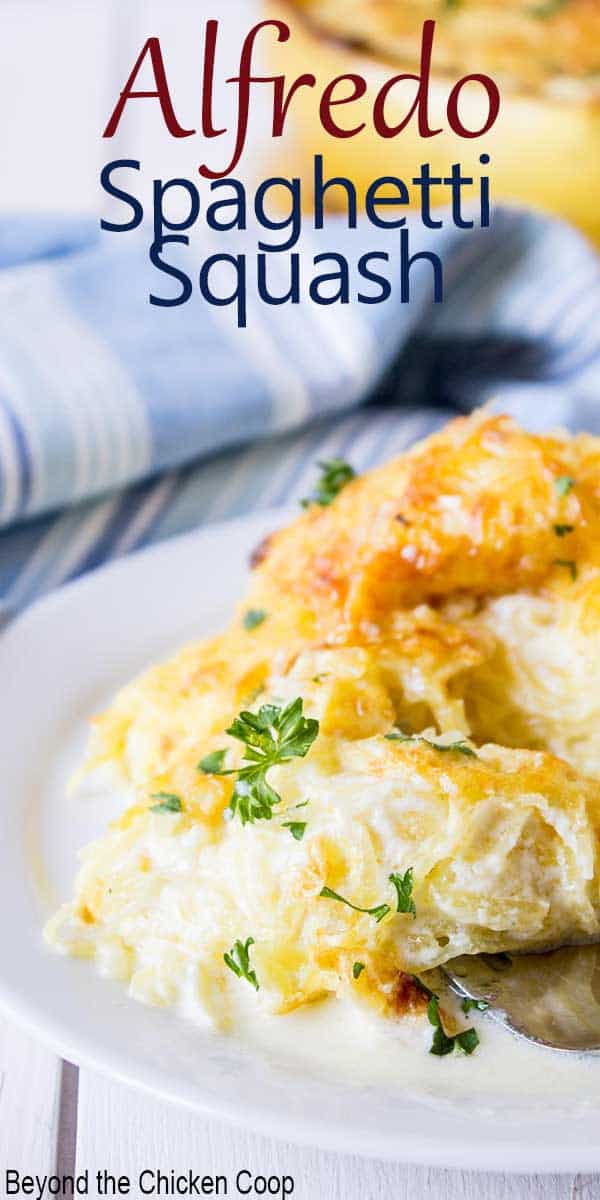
89,412,600,795
391,971,430,1016
244,412,600,643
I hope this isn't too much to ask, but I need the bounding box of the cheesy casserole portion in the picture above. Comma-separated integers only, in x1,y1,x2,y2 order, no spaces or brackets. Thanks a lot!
46,414,600,1027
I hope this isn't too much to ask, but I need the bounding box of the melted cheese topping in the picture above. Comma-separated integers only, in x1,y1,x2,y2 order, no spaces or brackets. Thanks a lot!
46,412,600,1030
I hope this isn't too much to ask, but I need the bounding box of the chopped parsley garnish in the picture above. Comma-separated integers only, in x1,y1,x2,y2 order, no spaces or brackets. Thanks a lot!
243,608,267,631
461,997,490,1014
301,459,355,508
555,475,576,497
149,792,183,814
531,0,568,16
389,868,417,918
553,524,574,537
198,749,227,774
353,962,365,980
319,868,416,925
553,559,578,581
282,821,307,841
454,1027,480,1053
221,698,319,825
319,886,391,924
278,798,309,839
428,995,479,1057
385,730,477,758
426,738,477,758
223,937,259,990
411,976,483,1057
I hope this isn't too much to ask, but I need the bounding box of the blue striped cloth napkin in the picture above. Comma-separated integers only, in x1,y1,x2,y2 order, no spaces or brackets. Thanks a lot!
0,207,598,616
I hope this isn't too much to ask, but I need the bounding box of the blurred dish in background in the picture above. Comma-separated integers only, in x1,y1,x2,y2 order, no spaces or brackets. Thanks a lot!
266,0,600,242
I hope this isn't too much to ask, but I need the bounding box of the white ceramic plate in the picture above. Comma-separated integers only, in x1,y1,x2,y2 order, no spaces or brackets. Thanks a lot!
1,509,600,1174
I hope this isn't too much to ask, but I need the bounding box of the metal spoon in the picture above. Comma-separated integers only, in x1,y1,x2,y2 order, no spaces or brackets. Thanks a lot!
439,945,600,1051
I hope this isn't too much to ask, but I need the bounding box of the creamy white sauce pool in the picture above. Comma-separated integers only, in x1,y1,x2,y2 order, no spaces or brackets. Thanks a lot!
226,992,600,1119
36,725,600,1124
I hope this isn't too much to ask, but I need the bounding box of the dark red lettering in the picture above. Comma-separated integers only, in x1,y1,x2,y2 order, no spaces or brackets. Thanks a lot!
200,20,291,180
373,20,441,140
447,75,500,138
103,37,195,138
319,74,367,138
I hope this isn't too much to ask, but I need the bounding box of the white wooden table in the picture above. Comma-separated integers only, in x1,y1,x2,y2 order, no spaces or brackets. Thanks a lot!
1,0,598,1194
1,1017,597,1199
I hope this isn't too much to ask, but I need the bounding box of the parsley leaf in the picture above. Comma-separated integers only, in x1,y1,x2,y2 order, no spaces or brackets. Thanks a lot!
226,772,281,826
427,995,442,1025
430,1022,456,1056
198,749,227,774
149,792,183,814
223,937,259,990
385,730,477,758
353,962,365,979
301,459,355,508
319,886,391,924
461,997,490,1014
227,698,318,761
320,871,416,924
553,524,574,537
428,995,480,1057
456,1028,480,1054
243,608,267,631
282,821,307,841
427,738,477,758
224,698,319,825
553,559,578,581
531,0,568,16
555,475,576,497
389,868,417,918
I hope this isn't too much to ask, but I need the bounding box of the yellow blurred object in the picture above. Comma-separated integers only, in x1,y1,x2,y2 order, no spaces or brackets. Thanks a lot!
265,0,600,242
